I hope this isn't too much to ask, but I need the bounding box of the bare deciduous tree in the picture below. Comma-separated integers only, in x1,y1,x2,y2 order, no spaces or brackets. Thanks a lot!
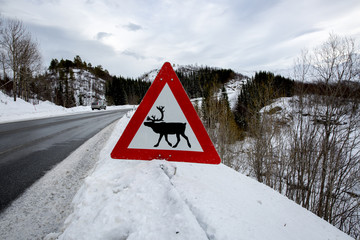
0,18,41,101
290,34,360,238
241,34,360,238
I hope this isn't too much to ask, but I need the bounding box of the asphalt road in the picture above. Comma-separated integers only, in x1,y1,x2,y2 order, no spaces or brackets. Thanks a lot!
0,109,129,212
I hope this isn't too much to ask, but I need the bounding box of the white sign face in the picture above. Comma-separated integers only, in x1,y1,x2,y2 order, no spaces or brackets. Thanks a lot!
128,83,203,152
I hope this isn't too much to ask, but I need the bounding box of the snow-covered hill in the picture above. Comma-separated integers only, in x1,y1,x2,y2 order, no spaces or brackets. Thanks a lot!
139,64,247,110
139,68,160,82
138,64,207,82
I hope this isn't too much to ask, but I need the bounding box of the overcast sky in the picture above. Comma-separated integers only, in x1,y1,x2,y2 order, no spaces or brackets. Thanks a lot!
1,0,360,78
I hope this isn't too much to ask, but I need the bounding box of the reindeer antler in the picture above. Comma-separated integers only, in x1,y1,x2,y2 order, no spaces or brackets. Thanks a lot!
156,106,165,121
146,106,165,122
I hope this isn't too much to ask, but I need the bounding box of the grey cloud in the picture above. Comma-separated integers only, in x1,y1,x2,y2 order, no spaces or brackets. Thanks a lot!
95,32,112,40
27,0,59,5
26,23,116,67
121,50,164,63
123,22,142,31
122,50,145,60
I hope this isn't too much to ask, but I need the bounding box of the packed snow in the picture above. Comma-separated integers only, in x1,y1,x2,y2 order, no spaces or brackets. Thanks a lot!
0,91,353,239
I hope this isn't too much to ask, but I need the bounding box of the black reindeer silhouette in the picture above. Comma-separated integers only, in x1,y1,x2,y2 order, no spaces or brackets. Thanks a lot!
144,106,191,148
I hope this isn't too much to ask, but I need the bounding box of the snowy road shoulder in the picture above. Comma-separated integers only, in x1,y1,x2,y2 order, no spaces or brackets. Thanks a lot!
0,121,118,240
49,112,352,240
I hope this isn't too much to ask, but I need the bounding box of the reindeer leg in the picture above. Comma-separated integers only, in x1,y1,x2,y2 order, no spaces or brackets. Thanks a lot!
154,134,163,147
181,133,191,148
173,134,181,148
164,134,172,147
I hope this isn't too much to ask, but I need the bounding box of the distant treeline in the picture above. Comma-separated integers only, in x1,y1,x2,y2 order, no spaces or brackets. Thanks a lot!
175,66,237,99
293,80,360,99
105,76,150,105
105,65,240,106
233,70,360,131
100,63,241,105
234,71,294,130
49,56,112,81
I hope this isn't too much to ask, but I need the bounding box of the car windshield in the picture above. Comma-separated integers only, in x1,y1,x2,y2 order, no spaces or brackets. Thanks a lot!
92,102,98,105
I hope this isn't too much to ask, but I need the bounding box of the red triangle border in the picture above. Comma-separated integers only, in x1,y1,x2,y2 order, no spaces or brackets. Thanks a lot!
111,62,221,164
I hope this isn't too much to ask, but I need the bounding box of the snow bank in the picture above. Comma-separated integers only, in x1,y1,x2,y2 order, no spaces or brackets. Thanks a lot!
0,91,134,123
51,112,351,240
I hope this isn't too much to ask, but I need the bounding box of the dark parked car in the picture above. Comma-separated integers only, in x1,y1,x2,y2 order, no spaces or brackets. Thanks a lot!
91,100,106,110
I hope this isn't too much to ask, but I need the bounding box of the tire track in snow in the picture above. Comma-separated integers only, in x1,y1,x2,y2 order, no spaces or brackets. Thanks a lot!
159,163,213,240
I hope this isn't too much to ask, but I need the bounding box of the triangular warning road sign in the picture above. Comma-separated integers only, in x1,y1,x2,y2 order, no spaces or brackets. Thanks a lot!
111,62,221,164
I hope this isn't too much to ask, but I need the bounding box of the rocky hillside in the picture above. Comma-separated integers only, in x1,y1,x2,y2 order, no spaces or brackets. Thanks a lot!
46,67,106,107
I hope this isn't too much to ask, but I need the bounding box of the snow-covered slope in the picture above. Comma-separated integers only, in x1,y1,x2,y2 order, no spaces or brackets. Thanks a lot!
139,64,202,82
139,68,160,82
47,111,351,240
224,76,247,110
